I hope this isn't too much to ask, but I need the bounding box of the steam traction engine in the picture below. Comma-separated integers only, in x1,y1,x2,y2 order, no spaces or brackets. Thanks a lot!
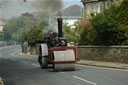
38,18,79,71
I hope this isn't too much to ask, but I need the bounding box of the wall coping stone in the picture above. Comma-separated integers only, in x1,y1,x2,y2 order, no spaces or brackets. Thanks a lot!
77,45,128,48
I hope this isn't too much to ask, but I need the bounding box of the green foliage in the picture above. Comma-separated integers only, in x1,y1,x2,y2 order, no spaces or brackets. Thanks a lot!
80,0,128,45
3,13,48,46
63,22,79,43
24,26,44,46
0,32,4,41
117,0,128,26
80,29,92,45
24,0,27,2
121,40,128,45
22,21,48,46
91,3,120,45
3,16,32,42
77,17,95,45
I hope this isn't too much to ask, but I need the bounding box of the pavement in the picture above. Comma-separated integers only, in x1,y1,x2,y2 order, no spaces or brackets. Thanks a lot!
77,60,128,70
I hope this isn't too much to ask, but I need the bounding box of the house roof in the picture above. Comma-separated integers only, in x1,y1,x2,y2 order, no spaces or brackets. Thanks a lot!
81,0,109,3
22,12,34,18
81,0,98,3
52,5,83,19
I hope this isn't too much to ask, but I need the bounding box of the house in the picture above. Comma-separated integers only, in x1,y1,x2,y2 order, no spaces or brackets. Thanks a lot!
22,12,36,24
22,12,34,19
51,5,83,27
0,4,3,32
81,0,122,15
0,26,3,32
0,16,3,32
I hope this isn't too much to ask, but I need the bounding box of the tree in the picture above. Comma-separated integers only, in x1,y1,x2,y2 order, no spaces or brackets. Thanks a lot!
63,22,79,43
116,0,128,45
3,16,32,42
79,0,128,45
24,0,27,2
79,18,95,45
22,21,48,46
0,32,4,41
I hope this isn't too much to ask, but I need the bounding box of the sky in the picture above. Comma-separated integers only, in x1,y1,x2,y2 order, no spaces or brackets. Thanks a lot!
63,0,83,8
0,0,83,20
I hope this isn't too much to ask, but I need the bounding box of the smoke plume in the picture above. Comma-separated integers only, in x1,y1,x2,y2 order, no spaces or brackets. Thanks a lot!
0,0,63,20
32,0,63,14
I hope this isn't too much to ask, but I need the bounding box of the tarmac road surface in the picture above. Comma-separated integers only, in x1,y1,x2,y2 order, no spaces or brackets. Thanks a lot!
0,46,128,85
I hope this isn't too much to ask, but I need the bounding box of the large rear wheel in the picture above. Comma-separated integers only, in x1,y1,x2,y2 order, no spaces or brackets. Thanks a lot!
41,56,48,69
38,56,48,69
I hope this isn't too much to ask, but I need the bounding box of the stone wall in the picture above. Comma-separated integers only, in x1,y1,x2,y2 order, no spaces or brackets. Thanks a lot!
77,46,128,63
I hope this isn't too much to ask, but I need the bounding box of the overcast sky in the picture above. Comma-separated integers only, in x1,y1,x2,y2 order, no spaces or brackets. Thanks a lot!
63,0,83,8
0,0,83,19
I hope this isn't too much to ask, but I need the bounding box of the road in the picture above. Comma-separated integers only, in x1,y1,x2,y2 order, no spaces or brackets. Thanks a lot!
0,46,128,85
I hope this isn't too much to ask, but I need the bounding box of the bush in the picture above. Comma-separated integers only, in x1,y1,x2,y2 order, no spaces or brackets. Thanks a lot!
80,0,128,45
79,18,95,45
91,3,120,45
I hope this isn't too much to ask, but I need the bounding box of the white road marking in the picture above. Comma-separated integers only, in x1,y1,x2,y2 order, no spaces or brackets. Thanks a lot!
77,64,128,72
73,76,97,85
11,50,21,57
32,64,40,67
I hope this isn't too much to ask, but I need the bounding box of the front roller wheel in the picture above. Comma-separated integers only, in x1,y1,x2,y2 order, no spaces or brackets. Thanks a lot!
53,63,75,71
